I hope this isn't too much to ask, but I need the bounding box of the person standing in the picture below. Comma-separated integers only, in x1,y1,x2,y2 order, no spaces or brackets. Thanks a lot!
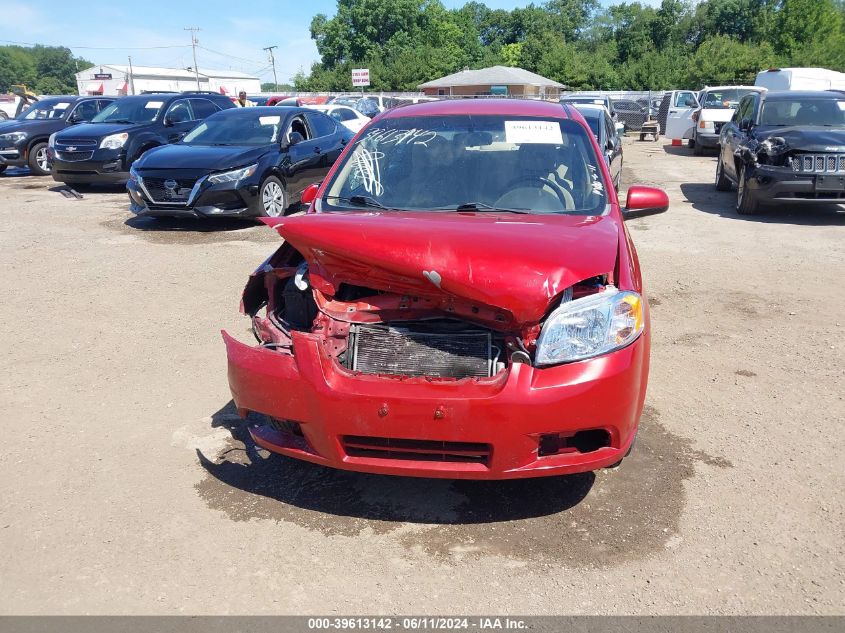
235,91,254,107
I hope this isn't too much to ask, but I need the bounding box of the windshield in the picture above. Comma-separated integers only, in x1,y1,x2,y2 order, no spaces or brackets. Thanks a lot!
760,98,845,127
702,89,756,109
323,114,608,215
18,99,72,121
574,110,601,138
93,98,164,124
182,112,281,146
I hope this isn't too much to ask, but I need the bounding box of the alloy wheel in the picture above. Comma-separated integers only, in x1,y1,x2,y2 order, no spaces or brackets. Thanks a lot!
36,147,49,173
262,181,285,217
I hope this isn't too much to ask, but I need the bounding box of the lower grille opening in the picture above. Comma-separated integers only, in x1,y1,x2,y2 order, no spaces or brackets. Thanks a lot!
343,435,491,465
538,429,611,457
345,320,501,379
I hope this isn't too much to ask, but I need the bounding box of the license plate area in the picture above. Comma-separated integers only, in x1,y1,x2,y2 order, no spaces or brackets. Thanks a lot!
815,175,845,192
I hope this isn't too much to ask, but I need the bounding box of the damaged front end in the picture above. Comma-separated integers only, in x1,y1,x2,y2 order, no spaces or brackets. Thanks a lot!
738,132,845,203
223,213,650,479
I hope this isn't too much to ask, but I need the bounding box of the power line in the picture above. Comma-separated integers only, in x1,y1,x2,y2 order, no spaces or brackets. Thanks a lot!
196,45,264,66
0,38,190,50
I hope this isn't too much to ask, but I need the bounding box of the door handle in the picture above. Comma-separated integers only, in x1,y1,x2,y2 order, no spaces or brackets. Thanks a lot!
313,146,321,154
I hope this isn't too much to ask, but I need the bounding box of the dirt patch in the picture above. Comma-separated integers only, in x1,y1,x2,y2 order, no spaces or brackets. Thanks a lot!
196,405,731,567
735,369,757,378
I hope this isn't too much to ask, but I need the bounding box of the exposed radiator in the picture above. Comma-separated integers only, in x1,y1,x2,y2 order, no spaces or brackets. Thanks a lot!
348,322,493,378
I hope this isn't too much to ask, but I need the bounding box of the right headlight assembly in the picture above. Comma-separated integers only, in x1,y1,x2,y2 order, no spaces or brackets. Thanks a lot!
535,286,644,366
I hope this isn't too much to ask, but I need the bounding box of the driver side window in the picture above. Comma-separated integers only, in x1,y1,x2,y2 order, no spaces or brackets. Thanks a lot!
70,100,98,122
287,115,310,142
165,99,193,123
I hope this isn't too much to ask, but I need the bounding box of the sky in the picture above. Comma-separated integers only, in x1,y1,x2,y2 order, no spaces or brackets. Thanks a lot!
2,0,663,85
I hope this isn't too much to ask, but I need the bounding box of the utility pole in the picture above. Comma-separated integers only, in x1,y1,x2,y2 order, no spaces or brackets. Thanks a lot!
184,27,201,90
263,45,278,90
127,55,135,95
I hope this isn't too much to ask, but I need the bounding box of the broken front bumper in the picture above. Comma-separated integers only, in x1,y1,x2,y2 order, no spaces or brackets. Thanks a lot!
748,164,845,204
223,329,649,479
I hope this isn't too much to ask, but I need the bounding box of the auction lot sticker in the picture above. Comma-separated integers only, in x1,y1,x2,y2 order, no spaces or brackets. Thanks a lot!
504,120,563,144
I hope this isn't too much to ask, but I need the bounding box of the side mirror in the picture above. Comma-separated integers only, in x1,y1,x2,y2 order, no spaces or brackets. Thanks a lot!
287,131,305,147
739,118,753,132
163,115,174,127
300,182,320,205
622,185,669,220
68,112,82,124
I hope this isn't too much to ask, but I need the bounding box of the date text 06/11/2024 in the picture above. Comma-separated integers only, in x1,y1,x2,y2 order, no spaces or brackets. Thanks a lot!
306,617,528,630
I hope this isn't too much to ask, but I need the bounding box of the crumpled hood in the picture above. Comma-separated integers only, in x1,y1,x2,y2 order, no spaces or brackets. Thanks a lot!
136,143,272,172
263,211,620,326
754,126,845,152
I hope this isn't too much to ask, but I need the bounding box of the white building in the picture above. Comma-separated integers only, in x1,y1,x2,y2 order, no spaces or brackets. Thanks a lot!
75,64,261,97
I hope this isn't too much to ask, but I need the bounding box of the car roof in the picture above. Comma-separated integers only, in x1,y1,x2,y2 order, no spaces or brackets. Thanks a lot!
570,103,605,117
763,90,845,101
702,85,762,92
382,98,571,120
218,106,307,116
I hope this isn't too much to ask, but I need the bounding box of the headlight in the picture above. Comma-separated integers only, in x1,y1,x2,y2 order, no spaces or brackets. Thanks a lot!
100,133,128,149
0,131,27,143
207,163,257,184
48,132,57,147
535,286,644,365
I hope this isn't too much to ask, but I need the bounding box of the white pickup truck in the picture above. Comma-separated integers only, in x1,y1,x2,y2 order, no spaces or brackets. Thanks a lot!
690,86,764,155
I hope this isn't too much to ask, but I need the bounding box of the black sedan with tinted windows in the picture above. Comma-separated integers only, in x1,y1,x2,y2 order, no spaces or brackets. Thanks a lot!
127,107,354,218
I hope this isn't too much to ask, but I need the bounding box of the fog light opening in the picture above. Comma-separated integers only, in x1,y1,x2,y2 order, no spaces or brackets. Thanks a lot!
268,417,304,437
538,429,611,457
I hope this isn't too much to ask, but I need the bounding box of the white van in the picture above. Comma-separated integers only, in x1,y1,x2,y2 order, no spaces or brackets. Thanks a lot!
754,67,845,91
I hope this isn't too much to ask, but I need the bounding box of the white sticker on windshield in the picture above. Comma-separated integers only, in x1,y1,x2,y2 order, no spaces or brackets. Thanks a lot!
145,101,163,109
837,102,845,111
259,116,281,125
54,102,70,109
504,120,563,144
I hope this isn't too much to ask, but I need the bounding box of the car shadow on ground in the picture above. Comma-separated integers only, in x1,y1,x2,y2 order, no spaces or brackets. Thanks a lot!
196,400,595,525
680,182,845,226
124,215,258,233
661,143,694,156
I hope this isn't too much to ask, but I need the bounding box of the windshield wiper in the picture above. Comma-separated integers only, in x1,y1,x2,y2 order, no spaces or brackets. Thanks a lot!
324,195,388,209
104,119,135,124
446,202,530,214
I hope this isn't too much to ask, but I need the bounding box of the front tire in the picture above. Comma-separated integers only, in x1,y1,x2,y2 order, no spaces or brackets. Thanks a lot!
693,133,704,156
715,154,731,191
256,176,287,217
28,142,49,176
736,164,760,215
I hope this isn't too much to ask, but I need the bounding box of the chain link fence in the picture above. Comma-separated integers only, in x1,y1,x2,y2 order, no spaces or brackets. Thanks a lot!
561,90,667,131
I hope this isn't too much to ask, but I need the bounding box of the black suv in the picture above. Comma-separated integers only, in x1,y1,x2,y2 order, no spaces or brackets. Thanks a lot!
0,96,115,176
716,90,845,214
49,92,234,185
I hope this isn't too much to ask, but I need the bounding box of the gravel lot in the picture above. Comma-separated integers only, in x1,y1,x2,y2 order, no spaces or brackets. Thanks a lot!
0,138,842,614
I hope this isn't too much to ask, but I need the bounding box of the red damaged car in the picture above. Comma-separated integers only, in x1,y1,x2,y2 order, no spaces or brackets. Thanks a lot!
223,99,668,479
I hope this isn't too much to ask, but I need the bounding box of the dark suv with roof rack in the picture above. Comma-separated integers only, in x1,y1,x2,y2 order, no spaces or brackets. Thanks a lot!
48,92,234,185
0,96,115,176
